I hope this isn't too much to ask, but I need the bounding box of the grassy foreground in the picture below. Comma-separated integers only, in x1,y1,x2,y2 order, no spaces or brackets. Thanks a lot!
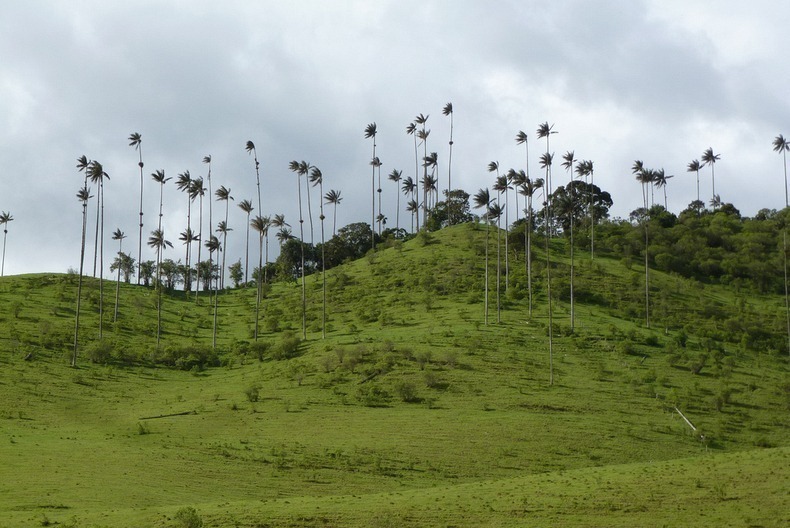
0,223,788,526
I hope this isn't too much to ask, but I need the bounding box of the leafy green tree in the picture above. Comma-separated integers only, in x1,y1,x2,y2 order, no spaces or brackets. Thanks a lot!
110,252,135,283
323,222,376,268
139,260,155,287
229,259,243,288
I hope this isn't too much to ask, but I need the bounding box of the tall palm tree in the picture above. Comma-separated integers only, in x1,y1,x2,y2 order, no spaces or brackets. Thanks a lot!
238,199,254,285
148,228,173,345
288,160,308,339
416,114,430,226
634,162,652,328
701,147,721,207
310,166,327,338
773,135,790,356
473,188,493,325
251,214,268,340
203,155,214,291
111,228,126,322
128,132,145,285
576,159,595,259
687,159,702,204
653,168,673,209
517,174,543,318
562,150,577,331
88,161,109,339
406,121,420,230
515,130,530,181
179,228,198,291
406,199,418,233
151,169,170,232
204,235,221,349
773,135,789,207
422,152,438,214
0,211,12,277
539,151,554,385
176,170,193,290
488,201,505,323
271,213,290,249
324,189,342,236
492,172,510,299
443,102,454,222
387,170,402,231
370,156,383,235
215,220,232,289
73,186,91,367
365,123,378,246
190,176,206,297
401,176,417,232
245,140,263,217
215,185,233,289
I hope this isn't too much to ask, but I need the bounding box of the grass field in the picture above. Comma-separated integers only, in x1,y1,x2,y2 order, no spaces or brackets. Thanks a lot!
0,223,788,527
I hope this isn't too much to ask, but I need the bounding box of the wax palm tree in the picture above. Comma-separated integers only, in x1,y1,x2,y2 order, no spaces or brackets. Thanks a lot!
387,170,402,231
276,226,294,247
151,169,170,232
422,152,438,214
539,151,555,385
148,228,173,345
370,156,383,235
561,150,577,330
402,176,417,231
176,170,193,290
128,132,145,285
0,211,12,277
406,199,418,233
245,140,263,216
701,147,721,207
406,121,420,230
288,160,308,339
204,235,221,349
251,214,268,340
310,166,328,338
634,163,652,328
517,174,543,318
215,185,233,289
272,214,290,248
88,161,109,339
443,102,454,221
515,130,530,180
473,188,493,325
215,220,232,289
773,135,790,207
179,228,198,291
238,199,254,285
365,123,378,245
324,189,342,237
416,114,430,225
576,159,595,259
492,173,510,297
190,176,206,296
687,159,702,204
73,186,91,367
773,134,790,356
203,155,214,286
653,168,673,209
111,229,126,322
488,201,505,323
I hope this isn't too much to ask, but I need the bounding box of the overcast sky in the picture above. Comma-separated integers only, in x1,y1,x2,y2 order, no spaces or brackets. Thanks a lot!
1,0,789,277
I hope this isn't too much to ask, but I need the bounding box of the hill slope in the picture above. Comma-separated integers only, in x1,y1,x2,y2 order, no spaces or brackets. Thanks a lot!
0,223,788,527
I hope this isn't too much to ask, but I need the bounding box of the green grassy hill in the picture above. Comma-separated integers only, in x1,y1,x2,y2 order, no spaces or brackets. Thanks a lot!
0,223,788,527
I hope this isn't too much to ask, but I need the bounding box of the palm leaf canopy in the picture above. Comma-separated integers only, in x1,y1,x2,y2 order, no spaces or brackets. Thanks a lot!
245,140,255,153
388,169,402,182
515,130,528,145
487,161,499,173
309,167,323,185
238,199,254,213
364,122,377,139
539,152,553,168
128,132,141,148
773,134,789,152
442,102,453,115
151,169,169,184
687,159,701,172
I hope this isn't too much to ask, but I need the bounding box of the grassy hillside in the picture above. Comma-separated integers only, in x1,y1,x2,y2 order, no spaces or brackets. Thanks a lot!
0,223,788,527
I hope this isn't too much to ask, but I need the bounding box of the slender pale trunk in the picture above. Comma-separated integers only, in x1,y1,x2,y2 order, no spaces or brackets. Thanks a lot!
221,202,229,290
137,153,144,285
73,198,88,367
298,174,306,339
377,165,382,236
255,232,263,340
395,182,400,231
496,196,501,324
156,246,162,345
195,194,204,299
545,190,553,386
98,181,105,340
642,183,650,329
413,135,420,230
590,171,595,260
447,114,453,224
333,202,338,237
527,197,533,318
185,194,192,291
570,176,575,333
114,239,122,322
484,215,489,325
504,185,509,292
319,180,327,339
244,212,250,285
212,250,218,349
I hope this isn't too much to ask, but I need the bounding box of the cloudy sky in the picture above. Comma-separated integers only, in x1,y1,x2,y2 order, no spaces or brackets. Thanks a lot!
1,0,789,277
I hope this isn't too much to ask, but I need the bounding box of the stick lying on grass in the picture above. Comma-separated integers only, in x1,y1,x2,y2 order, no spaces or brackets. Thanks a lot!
139,410,197,420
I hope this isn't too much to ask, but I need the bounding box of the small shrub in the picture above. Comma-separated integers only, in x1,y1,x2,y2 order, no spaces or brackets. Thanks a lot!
174,506,203,528
356,383,391,407
245,384,261,402
271,331,301,360
395,380,420,403
136,422,150,435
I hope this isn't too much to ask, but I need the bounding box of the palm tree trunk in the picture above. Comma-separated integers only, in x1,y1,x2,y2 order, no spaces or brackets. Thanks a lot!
590,172,595,260
195,194,204,300
98,182,105,340
73,200,88,367
413,135,420,231
255,233,263,340
545,196,553,386
297,174,306,339
156,248,162,345
244,212,250,285
784,230,789,357
320,180,327,339
496,198,501,324
114,239,122,322
504,187,509,292
484,217,489,325
1,231,6,277
527,200,533,319
570,183,575,333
